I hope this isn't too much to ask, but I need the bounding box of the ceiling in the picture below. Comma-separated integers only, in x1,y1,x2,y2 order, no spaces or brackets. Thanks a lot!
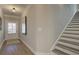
0,4,27,16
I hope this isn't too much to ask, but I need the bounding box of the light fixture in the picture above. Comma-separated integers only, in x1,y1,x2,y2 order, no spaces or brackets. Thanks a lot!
12,8,16,12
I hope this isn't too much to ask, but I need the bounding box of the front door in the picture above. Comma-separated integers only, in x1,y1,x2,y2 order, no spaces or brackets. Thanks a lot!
5,19,19,40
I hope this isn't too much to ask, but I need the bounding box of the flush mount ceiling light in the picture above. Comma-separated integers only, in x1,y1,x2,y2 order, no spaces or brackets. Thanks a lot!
12,8,16,12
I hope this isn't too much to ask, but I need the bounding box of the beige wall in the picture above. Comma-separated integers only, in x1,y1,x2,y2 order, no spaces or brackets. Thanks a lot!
20,4,77,54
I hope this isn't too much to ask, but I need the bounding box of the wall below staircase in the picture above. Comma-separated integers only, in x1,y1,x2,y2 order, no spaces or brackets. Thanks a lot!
20,4,77,54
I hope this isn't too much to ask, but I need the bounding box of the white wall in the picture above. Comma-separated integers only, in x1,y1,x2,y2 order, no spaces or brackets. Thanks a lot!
20,5,37,53
35,4,77,54
20,4,77,54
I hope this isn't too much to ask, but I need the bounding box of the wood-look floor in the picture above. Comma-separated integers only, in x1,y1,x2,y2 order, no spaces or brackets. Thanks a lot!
0,39,33,55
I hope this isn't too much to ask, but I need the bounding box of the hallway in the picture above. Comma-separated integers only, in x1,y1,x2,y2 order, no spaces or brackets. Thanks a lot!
0,39,33,55
0,4,78,55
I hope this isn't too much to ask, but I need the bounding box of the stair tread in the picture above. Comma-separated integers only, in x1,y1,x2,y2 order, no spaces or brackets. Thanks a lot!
60,37,79,43
55,46,77,55
58,41,79,50
56,44,79,54
67,26,79,28
66,28,79,30
67,24,79,27
64,31,79,33
61,35,79,40
59,39,79,46
53,49,69,55
65,29,79,31
71,21,79,23
72,19,79,21
63,32,79,35
62,34,79,38
69,22,79,25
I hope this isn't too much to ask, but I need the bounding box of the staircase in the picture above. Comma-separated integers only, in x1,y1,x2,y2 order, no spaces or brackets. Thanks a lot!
52,12,79,55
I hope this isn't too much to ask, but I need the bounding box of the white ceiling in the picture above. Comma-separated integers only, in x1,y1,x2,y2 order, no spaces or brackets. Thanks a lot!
0,4,27,16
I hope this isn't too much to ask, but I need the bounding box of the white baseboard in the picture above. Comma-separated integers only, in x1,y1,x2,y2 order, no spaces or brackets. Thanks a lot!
49,51,57,55
35,52,52,55
0,40,5,49
19,39,36,55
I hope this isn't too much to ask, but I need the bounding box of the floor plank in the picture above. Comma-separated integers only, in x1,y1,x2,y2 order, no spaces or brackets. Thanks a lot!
0,39,33,55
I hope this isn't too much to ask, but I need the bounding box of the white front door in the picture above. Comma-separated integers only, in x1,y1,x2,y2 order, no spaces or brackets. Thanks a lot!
5,19,19,40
